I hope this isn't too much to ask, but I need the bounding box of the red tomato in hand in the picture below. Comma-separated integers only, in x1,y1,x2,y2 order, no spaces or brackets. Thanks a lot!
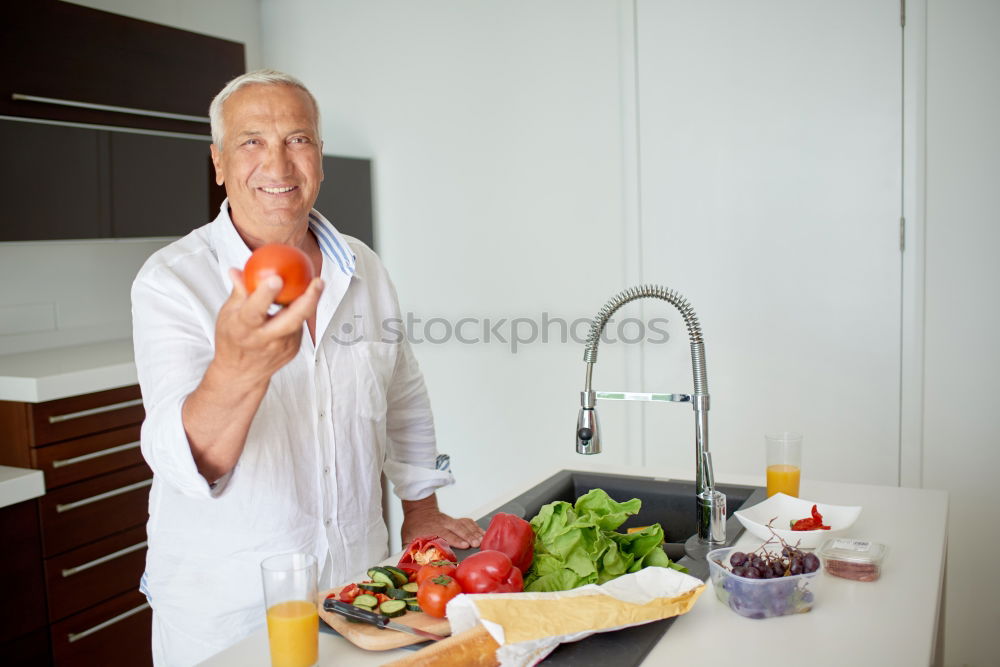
243,243,315,305
454,550,523,593
417,575,462,618
416,561,457,586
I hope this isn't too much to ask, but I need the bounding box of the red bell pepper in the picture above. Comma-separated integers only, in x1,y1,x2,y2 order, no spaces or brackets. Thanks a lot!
454,550,524,593
790,504,831,531
397,535,458,576
480,512,535,573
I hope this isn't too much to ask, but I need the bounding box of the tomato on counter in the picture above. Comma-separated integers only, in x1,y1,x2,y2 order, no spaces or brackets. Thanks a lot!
417,575,462,618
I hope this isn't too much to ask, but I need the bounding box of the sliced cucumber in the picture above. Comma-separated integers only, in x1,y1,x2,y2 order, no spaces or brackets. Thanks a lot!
383,565,411,587
387,587,411,600
401,582,420,595
379,600,407,618
353,594,379,608
404,598,422,612
366,567,397,588
358,581,387,593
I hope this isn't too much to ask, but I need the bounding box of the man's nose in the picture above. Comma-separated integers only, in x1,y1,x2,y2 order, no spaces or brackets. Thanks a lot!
261,144,294,178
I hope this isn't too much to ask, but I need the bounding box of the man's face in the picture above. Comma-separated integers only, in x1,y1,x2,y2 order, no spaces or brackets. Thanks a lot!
210,84,323,242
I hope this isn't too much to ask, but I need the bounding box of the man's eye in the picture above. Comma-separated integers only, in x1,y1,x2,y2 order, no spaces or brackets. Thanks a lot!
244,138,260,146
289,136,311,144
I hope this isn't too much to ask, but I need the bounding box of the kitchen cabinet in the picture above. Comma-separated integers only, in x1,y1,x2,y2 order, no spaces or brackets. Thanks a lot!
109,131,215,238
0,385,152,667
0,498,49,666
0,119,107,241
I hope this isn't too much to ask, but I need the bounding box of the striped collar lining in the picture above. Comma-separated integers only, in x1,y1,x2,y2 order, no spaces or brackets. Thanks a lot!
308,211,356,277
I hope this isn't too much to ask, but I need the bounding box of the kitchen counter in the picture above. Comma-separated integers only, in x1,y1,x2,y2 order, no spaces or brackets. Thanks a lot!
0,339,137,402
0,464,45,509
198,465,948,666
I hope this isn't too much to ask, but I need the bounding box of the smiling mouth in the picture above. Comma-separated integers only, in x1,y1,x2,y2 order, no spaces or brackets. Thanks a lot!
259,186,298,194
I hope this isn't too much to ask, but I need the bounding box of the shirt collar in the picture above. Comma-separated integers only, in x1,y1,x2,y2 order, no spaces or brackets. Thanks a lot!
208,199,359,287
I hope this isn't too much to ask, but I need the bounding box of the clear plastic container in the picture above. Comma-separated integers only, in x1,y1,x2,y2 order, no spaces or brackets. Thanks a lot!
706,547,819,619
818,538,887,582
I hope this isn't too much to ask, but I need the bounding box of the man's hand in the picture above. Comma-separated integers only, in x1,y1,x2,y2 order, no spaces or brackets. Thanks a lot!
401,494,484,550
183,269,323,481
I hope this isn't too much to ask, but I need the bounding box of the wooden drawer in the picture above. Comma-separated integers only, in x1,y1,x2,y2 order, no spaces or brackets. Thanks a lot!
50,589,151,667
34,424,144,490
30,385,144,447
45,525,147,622
40,464,152,557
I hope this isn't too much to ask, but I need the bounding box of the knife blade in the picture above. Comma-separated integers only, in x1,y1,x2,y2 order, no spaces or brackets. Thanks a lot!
324,599,446,642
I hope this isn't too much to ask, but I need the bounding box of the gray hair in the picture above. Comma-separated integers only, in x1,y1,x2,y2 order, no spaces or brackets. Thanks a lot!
208,69,322,146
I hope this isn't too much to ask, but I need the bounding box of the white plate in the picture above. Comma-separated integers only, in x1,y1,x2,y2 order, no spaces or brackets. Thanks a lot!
734,493,862,549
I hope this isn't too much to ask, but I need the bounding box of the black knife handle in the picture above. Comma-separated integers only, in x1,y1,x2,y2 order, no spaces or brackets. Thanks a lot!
324,598,389,628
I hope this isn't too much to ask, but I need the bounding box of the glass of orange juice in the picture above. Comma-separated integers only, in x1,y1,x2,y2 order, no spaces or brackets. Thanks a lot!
765,432,802,497
261,552,318,667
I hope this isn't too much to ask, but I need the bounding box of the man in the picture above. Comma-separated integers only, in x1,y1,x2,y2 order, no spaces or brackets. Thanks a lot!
131,69,482,666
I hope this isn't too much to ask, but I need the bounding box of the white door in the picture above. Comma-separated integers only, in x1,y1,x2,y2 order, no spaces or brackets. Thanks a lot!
632,1,903,485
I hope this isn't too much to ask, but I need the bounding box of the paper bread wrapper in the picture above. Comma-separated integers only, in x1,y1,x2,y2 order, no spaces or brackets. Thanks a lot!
445,566,706,667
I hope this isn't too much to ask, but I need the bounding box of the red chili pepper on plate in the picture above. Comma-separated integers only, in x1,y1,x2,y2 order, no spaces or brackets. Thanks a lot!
397,535,458,576
480,512,535,573
790,504,831,531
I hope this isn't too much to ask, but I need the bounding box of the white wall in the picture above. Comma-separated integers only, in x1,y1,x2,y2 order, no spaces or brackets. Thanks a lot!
924,1,1000,665
0,0,261,357
259,0,639,549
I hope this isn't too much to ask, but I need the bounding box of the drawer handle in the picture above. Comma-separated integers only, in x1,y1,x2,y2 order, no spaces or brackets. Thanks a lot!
56,478,153,513
67,601,151,644
12,92,210,124
52,440,141,468
48,398,144,424
62,540,148,578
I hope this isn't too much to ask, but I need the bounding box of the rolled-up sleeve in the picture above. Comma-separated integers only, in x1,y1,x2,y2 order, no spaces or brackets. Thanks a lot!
131,270,231,499
382,337,454,501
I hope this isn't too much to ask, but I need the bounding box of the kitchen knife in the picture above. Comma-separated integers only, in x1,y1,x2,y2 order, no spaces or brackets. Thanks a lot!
324,599,447,642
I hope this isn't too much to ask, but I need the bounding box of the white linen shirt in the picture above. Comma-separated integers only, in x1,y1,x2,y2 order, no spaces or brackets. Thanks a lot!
131,201,453,666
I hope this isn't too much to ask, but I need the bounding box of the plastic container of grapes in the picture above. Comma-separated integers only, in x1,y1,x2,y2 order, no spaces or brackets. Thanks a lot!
706,547,820,619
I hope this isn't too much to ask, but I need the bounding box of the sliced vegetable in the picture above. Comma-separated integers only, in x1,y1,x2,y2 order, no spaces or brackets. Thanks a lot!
358,581,387,593
790,504,831,531
404,598,423,612
383,565,411,587
353,593,379,608
454,550,523,593
401,582,420,595
387,587,411,600
481,512,535,573
338,583,361,603
367,567,397,588
379,600,407,618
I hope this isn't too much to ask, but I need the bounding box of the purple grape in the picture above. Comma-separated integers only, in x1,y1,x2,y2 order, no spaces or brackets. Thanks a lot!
803,553,820,573
730,551,748,567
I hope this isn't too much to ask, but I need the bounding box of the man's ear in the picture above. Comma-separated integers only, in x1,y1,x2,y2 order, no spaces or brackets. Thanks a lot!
210,144,224,186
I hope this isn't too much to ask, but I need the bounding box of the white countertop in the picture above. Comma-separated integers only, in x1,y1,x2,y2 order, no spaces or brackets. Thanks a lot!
0,465,45,509
198,466,948,667
0,339,137,402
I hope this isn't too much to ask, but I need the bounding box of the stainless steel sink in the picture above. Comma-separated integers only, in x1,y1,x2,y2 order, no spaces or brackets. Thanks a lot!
454,469,766,666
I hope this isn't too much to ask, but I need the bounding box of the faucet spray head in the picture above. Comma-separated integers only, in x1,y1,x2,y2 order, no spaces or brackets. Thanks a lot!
576,391,601,454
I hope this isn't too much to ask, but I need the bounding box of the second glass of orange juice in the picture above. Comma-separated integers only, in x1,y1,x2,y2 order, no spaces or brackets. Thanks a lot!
765,432,802,497
261,553,318,667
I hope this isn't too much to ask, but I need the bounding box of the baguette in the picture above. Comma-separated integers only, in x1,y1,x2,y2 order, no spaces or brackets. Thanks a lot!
381,624,500,667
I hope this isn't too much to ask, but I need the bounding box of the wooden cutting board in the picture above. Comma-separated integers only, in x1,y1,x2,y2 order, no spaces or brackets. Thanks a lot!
317,586,452,650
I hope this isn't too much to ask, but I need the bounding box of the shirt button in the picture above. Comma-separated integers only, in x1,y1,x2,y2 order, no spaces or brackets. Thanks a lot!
319,411,325,419
324,518,332,527
323,466,330,475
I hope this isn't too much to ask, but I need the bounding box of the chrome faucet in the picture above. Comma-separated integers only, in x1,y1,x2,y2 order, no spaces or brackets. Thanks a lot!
575,284,727,545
